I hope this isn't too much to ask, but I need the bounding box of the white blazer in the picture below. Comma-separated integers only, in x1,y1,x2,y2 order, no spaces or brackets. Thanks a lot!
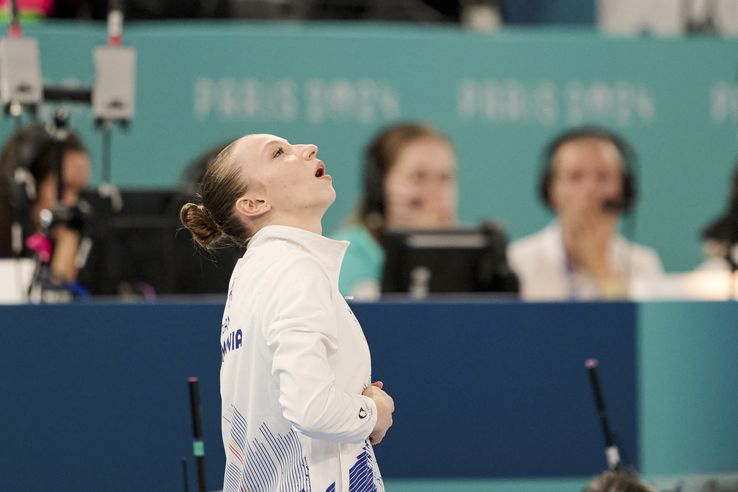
509,222,664,300
220,225,383,492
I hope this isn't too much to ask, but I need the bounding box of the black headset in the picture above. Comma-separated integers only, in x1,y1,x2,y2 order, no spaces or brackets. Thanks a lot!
4,124,56,209
361,122,447,229
538,126,638,214
0,124,56,256
361,134,387,227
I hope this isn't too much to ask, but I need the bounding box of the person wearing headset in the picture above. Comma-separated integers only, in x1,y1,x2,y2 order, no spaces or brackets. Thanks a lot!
697,157,738,272
333,122,458,299
0,124,91,284
508,126,663,300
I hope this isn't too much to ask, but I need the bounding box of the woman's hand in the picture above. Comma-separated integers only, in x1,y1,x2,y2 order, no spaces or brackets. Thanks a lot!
363,381,394,445
562,215,629,297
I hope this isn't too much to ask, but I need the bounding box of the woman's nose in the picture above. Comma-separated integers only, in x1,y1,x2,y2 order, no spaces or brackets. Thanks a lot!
302,144,318,160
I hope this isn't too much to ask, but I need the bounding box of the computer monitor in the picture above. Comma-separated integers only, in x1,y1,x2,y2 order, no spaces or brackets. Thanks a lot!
380,223,519,296
79,188,243,296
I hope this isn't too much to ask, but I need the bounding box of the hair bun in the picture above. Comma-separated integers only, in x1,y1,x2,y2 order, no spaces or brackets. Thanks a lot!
180,202,223,250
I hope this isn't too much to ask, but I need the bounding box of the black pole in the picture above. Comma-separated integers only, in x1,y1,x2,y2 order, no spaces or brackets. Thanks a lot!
107,0,124,45
102,124,112,184
9,0,18,19
585,358,621,470
188,378,207,492
9,0,21,35
10,115,26,257
181,456,190,492
43,86,92,104
51,109,71,205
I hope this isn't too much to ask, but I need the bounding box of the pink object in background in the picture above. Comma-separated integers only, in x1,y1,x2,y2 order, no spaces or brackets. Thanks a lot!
25,232,51,263
0,0,54,15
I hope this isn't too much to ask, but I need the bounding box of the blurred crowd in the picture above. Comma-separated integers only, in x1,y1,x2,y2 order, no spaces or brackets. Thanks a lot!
3,118,738,302
2,0,738,302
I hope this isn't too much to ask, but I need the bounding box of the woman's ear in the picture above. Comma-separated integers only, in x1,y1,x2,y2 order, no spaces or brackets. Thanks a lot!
235,195,271,218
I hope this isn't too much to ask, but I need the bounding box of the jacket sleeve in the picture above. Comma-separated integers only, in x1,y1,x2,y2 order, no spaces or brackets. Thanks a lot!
262,257,377,443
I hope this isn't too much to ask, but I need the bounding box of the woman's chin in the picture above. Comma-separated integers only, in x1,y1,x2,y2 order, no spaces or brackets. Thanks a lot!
326,187,337,204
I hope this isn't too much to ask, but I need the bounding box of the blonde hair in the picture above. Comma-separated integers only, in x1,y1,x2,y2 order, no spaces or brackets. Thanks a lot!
179,141,251,250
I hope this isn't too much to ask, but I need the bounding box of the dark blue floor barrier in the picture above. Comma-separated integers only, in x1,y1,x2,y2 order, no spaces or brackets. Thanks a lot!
14,300,738,491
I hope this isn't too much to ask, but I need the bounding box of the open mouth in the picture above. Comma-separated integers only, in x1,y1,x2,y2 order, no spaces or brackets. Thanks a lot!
315,162,327,178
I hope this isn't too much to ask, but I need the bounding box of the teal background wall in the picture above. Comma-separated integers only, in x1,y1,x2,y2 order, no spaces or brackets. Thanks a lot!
638,301,738,476
3,23,738,272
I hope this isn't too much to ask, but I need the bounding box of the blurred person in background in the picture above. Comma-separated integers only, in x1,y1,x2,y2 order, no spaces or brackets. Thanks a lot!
0,123,91,284
509,126,663,300
333,121,458,299
697,157,738,272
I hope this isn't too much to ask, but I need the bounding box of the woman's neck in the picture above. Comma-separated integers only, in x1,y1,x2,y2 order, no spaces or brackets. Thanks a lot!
257,212,324,236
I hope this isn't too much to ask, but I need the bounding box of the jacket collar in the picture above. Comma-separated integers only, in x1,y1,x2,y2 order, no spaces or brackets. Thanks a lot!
540,222,567,265
248,225,349,284
542,221,631,270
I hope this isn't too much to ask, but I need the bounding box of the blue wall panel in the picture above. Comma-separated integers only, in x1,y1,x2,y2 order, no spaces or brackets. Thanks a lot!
0,301,637,490
0,303,225,491
353,301,638,478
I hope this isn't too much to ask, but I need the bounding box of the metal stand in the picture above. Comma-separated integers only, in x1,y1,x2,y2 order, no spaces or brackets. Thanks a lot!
188,378,207,492
586,358,621,471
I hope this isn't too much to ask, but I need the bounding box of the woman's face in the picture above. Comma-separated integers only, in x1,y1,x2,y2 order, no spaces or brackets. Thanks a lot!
234,134,336,219
36,150,91,212
383,136,457,230
549,137,623,225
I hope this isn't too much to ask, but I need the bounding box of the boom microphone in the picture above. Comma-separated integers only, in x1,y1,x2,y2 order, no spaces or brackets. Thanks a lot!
602,197,627,212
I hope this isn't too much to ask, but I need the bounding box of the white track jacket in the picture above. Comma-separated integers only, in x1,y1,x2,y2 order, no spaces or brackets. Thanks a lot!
219,225,383,492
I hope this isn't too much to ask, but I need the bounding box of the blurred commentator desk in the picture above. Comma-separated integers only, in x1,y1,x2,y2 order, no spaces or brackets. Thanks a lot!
0,300,736,491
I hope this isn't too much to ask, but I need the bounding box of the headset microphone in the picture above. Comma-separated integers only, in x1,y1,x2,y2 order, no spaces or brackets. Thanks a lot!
602,197,628,212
